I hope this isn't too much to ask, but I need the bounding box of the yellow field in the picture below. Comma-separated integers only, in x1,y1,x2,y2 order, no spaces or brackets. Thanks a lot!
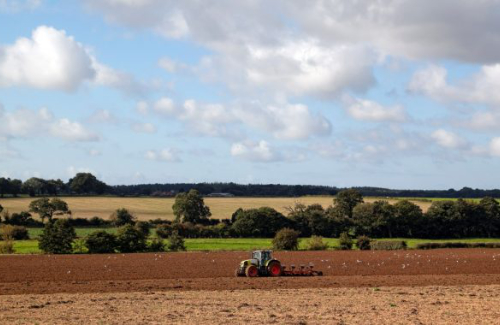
0,196,432,221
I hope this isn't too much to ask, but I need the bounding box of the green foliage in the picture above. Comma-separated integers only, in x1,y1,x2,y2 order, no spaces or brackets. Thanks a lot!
172,189,211,224
85,230,117,253
356,235,371,250
148,238,166,252
135,221,150,237
156,223,173,239
167,231,186,251
339,232,353,250
416,242,500,249
0,204,3,214
38,219,77,254
73,238,86,254
68,172,107,194
231,207,291,237
0,225,28,240
306,235,328,250
288,203,334,237
334,189,364,219
116,224,147,253
272,228,299,251
2,211,38,226
371,240,407,250
29,198,70,223
109,208,137,226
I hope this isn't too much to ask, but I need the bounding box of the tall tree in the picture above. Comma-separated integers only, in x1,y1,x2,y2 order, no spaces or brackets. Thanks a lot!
334,189,364,219
29,198,71,223
68,173,107,194
172,189,211,224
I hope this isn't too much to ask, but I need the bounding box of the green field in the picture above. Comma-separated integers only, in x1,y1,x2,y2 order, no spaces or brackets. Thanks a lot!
0,196,434,221
11,237,500,254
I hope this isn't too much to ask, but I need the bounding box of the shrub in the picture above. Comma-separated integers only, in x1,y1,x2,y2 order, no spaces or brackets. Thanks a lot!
416,242,500,250
356,236,371,250
85,231,117,253
73,238,86,254
109,208,136,226
167,231,186,251
38,220,77,254
339,232,353,250
371,240,407,250
148,238,166,252
135,221,151,237
156,224,173,239
272,228,300,251
116,224,147,253
306,235,328,250
0,225,29,240
0,240,14,254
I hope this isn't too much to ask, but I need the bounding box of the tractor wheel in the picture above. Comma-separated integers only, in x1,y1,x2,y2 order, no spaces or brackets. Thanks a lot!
267,261,282,277
245,265,259,277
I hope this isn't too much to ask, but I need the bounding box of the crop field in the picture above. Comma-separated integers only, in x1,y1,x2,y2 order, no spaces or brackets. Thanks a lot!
0,196,434,220
1,249,500,324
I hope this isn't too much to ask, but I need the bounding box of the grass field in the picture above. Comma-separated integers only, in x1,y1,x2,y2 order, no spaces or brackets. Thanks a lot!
12,237,500,254
0,196,434,221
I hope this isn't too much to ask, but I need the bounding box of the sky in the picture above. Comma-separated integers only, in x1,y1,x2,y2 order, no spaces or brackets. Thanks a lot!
0,0,500,189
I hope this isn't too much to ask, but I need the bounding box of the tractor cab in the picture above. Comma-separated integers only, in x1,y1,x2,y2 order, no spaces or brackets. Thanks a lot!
252,250,272,266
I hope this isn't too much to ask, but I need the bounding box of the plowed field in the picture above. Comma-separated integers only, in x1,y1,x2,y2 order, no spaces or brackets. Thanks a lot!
1,249,500,295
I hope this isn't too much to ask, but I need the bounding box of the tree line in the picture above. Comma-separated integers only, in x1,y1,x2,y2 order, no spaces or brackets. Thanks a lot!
2,173,500,198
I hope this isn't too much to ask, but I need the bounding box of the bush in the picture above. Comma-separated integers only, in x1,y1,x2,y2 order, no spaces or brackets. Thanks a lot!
110,208,136,226
272,228,300,251
148,238,166,252
73,238,86,254
416,242,500,250
306,235,328,250
0,225,29,240
135,221,151,237
116,224,147,253
0,240,14,254
356,236,371,250
156,224,173,239
167,231,186,251
38,220,77,254
85,231,117,253
339,232,353,250
371,240,407,250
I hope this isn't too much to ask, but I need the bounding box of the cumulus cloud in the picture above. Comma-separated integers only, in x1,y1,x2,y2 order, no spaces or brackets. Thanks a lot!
490,138,500,157
343,97,407,122
151,97,331,140
0,0,41,12
230,141,279,162
145,148,181,162
0,25,141,93
409,64,500,107
0,105,99,142
431,129,467,149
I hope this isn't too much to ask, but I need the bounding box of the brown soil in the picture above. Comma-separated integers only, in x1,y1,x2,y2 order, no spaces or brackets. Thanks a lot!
1,249,500,295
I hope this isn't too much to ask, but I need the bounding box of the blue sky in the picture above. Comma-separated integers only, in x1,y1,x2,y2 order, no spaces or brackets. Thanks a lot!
1,0,500,189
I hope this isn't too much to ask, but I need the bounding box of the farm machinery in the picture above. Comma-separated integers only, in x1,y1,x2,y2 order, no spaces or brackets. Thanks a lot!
235,250,323,277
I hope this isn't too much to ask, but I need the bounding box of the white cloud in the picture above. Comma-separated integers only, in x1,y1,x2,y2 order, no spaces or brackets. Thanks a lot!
0,0,41,12
49,119,99,142
490,138,500,157
158,57,183,73
151,98,331,140
431,129,467,149
0,105,99,142
230,140,279,162
88,109,118,124
0,26,95,91
145,148,180,162
409,64,500,106
131,122,156,134
136,101,149,115
66,166,95,177
88,149,101,156
0,25,141,93
344,97,407,122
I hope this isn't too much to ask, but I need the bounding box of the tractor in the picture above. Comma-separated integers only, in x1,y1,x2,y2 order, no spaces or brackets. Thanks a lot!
235,250,323,277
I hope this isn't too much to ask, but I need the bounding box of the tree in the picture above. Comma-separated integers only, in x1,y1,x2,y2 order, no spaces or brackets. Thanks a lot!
334,189,364,219
22,177,46,196
479,197,500,237
109,208,137,226
85,231,117,253
352,201,395,237
231,207,291,237
272,228,299,250
68,173,107,194
0,178,10,197
3,211,35,226
167,231,186,251
9,179,22,197
116,224,147,253
46,179,65,196
172,189,211,224
392,200,423,237
38,219,76,254
29,198,71,223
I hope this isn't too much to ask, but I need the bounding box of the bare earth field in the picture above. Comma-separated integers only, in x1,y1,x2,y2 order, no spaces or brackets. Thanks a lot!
1,249,500,324
0,196,432,220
